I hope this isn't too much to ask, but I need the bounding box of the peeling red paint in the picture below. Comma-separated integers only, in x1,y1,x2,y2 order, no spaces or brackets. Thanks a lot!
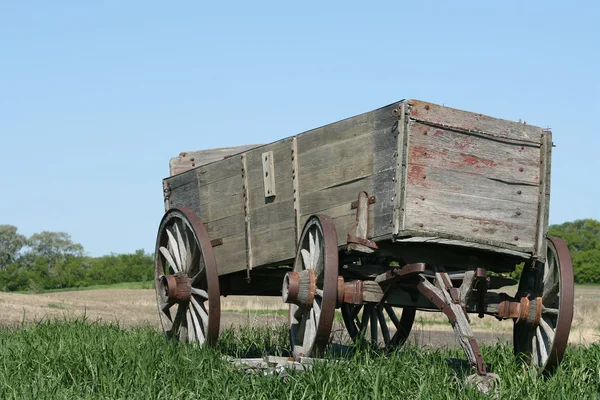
458,154,498,169
407,165,428,187
409,145,448,163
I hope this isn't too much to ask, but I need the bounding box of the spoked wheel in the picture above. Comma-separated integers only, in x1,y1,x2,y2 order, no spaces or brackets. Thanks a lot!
341,303,416,348
514,236,574,375
283,215,338,358
154,207,220,346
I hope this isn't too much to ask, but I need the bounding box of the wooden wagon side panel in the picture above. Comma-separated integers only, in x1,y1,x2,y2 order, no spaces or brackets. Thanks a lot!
296,104,397,246
397,100,546,253
163,169,200,214
246,138,296,268
196,156,247,276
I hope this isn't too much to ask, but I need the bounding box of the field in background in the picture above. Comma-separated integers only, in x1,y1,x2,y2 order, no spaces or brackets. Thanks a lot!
0,284,598,347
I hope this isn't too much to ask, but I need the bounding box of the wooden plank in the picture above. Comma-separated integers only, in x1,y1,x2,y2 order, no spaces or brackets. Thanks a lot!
241,154,253,272
248,200,296,267
408,100,545,145
246,140,296,268
372,106,399,238
393,102,409,235
162,169,200,214
197,155,247,276
169,145,262,176
404,187,538,248
535,130,552,262
261,151,276,198
292,137,301,243
407,122,541,185
405,164,539,204
296,105,398,246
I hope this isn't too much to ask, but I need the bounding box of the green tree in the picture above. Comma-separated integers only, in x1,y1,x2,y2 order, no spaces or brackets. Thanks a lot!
548,219,600,283
27,231,84,269
0,225,27,269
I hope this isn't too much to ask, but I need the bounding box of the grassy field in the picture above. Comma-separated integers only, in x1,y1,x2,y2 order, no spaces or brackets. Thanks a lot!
0,319,599,399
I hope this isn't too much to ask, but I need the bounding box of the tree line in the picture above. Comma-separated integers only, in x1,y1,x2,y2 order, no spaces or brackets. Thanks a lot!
0,226,153,292
1,219,599,292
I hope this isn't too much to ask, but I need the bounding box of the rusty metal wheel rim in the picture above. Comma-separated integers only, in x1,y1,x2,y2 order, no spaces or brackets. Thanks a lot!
289,215,338,358
155,207,220,346
514,236,574,375
341,303,415,349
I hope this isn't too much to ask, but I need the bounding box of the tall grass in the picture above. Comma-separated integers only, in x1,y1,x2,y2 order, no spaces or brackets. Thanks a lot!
0,319,599,399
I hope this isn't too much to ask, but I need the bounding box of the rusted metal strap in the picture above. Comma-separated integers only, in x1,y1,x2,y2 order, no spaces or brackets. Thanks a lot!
468,337,488,376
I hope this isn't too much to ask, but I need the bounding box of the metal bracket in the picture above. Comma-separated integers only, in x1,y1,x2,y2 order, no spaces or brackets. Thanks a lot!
347,192,378,253
211,238,223,247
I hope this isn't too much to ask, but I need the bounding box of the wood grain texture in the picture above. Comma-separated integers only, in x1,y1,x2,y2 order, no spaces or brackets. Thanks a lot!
408,100,544,145
296,104,397,247
246,139,296,268
162,169,200,214
404,187,538,248
393,103,409,235
197,156,246,275
534,131,552,262
407,122,540,185
261,151,276,198
401,119,543,251
169,145,262,176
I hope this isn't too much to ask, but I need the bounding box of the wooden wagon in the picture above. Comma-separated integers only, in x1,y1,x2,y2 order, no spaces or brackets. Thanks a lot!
154,99,574,378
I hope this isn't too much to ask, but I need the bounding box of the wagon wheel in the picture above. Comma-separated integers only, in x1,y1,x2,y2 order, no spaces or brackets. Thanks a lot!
341,303,416,349
513,236,574,375
285,215,338,358
154,207,220,346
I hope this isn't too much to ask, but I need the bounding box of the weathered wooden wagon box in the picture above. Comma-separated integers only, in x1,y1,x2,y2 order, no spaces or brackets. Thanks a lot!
163,100,551,276
156,99,572,381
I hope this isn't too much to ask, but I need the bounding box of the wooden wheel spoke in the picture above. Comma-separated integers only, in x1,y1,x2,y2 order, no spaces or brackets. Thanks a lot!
543,281,559,304
350,305,362,320
166,229,183,272
312,233,321,273
174,223,188,273
168,305,186,338
190,296,209,329
369,306,378,342
191,287,209,300
301,249,312,270
185,308,196,342
536,326,549,366
159,246,180,274
377,307,390,345
539,317,556,345
384,305,401,329
300,309,313,349
313,298,322,315
188,301,205,343
161,302,174,321
532,334,539,366
542,306,559,316
359,305,371,335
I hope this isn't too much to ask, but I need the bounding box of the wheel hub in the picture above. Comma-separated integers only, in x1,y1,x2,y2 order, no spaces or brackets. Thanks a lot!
158,273,192,304
282,269,316,307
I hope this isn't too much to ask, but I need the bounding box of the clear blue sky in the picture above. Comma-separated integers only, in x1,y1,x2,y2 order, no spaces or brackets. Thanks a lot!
1,1,598,256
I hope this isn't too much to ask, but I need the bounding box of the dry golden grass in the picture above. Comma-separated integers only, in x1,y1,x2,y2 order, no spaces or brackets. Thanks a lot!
1,285,597,345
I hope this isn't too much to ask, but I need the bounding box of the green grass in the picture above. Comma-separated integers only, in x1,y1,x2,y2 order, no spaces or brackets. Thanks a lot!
1,320,599,399
16,281,154,294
